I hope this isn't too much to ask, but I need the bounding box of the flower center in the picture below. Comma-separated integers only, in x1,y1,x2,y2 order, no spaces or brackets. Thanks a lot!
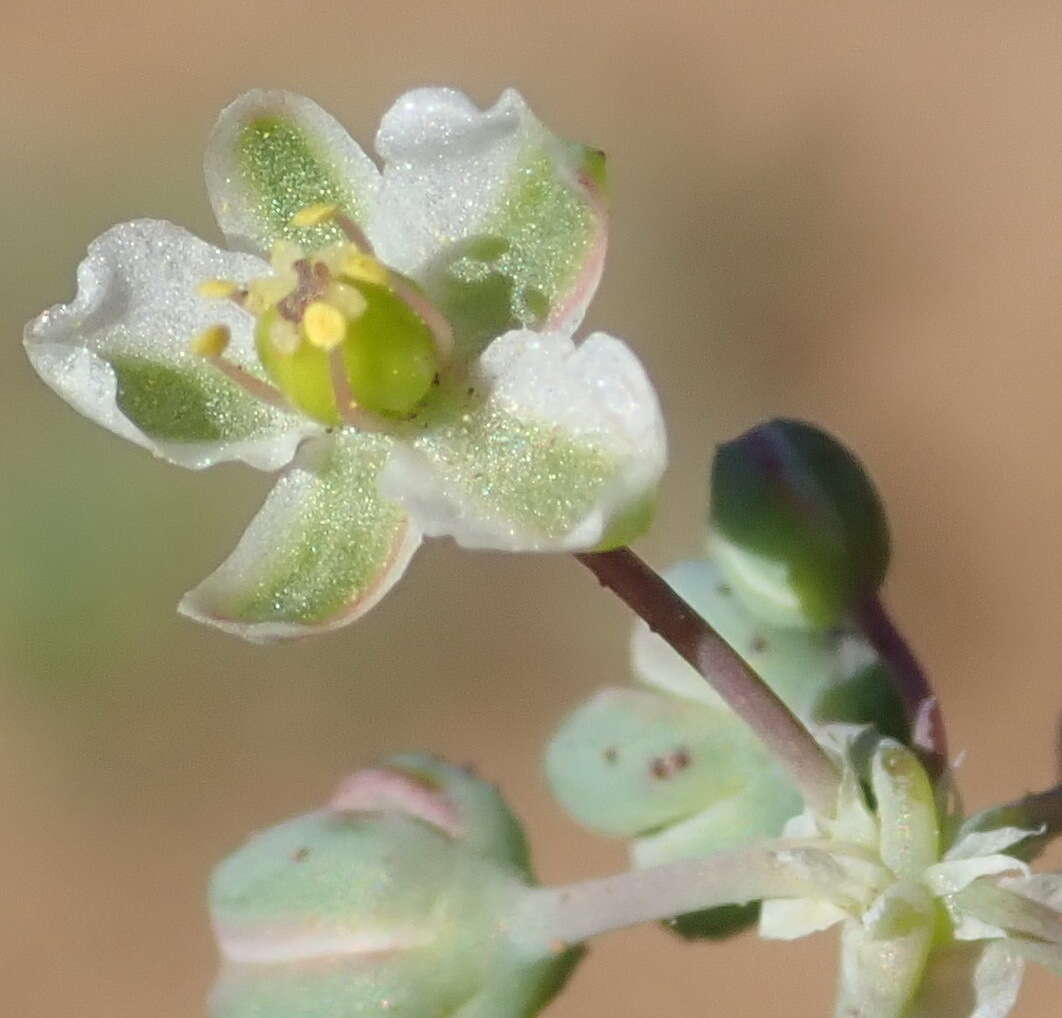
192,204,453,428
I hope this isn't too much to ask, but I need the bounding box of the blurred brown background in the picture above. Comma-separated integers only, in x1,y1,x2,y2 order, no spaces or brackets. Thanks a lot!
4,1,1062,1015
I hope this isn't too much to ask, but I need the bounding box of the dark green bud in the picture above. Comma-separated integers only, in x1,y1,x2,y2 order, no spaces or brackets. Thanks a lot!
709,418,890,628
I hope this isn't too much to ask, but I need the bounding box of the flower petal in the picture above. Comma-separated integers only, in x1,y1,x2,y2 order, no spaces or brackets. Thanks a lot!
180,432,420,641
25,220,310,470
205,90,380,257
907,941,1024,1018
835,884,936,1018
926,856,1030,901
947,827,1043,863
759,897,850,941
382,330,665,551
871,739,940,880
373,88,608,357
1002,872,1062,911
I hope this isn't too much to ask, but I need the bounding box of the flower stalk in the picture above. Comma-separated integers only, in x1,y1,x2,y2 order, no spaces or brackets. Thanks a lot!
855,593,948,778
512,838,875,955
575,547,841,816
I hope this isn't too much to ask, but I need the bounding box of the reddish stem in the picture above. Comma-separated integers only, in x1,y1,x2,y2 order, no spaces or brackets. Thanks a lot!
575,548,840,816
854,594,947,779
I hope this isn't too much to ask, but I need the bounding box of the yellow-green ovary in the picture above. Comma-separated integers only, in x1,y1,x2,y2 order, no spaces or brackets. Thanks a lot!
254,281,439,425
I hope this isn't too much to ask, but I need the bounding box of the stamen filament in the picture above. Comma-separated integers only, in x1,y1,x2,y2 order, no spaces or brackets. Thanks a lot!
335,211,374,253
326,350,390,432
206,356,292,413
388,274,455,363
328,347,360,427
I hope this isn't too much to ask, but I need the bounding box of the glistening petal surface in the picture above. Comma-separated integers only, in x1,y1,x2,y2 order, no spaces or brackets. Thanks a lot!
24,219,309,470
373,88,608,358
180,432,420,641
381,330,665,552
907,941,1024,1018
205,90,380,257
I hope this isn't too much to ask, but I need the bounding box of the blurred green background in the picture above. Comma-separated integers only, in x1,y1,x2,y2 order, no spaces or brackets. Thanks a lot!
4,1,1062,1015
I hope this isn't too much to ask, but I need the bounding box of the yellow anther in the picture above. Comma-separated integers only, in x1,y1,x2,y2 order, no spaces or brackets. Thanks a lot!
290,202,340,228
197,279,240,300
326,281,368,319
245,273,297,315
191,324,231,357
270,239,304,272
340,251,391,288
303,301,348,351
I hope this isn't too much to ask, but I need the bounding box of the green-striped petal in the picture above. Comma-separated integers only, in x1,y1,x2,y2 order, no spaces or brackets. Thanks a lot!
205,90,380,257
181,431,420,641
373,88,608,359
382,330,665,552
24,219,310,470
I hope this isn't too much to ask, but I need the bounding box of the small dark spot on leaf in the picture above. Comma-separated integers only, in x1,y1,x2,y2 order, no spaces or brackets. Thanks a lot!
293,846,310,863
650,748,691,779
750,635,769,653
603,747,618,765
717,583,732,596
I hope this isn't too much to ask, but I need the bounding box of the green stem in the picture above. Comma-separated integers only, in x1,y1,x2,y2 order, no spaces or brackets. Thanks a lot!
575,547,840,816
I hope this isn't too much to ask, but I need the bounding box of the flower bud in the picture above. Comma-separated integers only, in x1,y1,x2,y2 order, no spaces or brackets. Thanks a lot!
709,418,890,628
209,754,581,1018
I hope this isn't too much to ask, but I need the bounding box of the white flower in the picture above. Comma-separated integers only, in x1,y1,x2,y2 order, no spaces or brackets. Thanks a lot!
759,730,1062,1018
25,88,665,641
